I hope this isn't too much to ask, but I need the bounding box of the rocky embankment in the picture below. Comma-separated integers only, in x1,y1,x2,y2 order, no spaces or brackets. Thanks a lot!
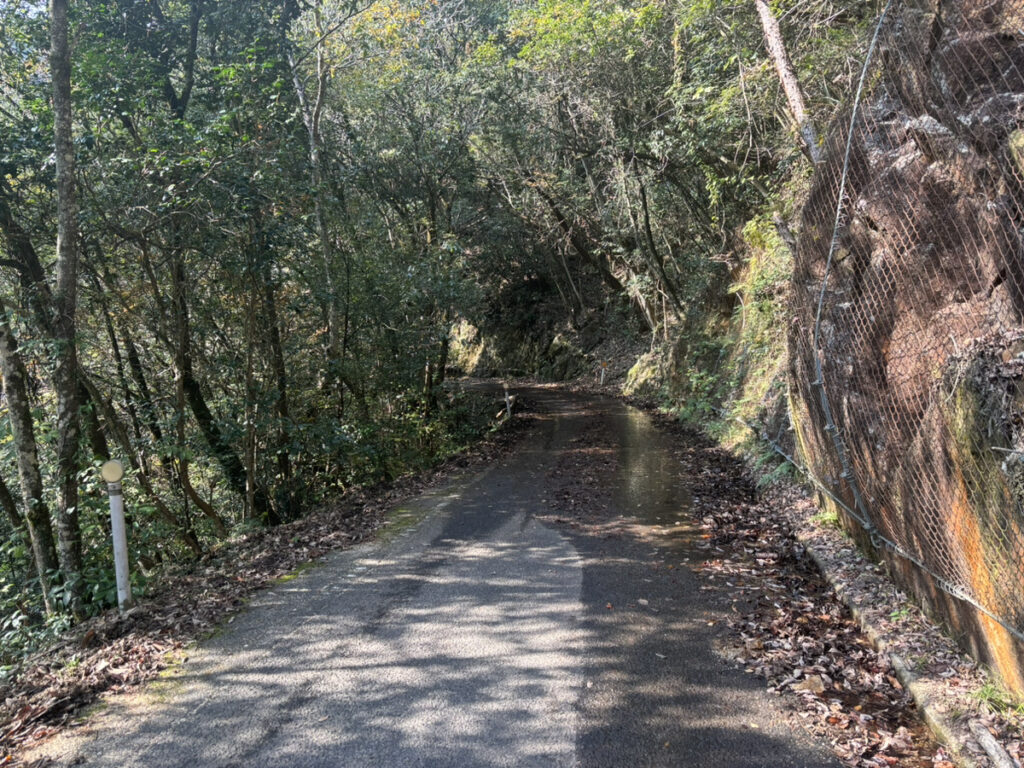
789,0,1024,694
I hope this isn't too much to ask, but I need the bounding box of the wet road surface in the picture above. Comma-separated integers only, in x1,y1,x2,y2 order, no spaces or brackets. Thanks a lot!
33,387,839,767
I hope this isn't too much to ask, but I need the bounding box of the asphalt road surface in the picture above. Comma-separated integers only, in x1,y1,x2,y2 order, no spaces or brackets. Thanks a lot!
35,387,839,768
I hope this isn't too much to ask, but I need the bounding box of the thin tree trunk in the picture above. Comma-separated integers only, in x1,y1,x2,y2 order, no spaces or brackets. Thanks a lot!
243,286,257,522
557,250,584,317
168,326,228,539
0,472,21,533
754,0,821,164
434,323,450,391
422,359,434,417
81,398,110,461
179,459,228,538
0,314,58,613
77,373,204,555
50,0,84,618
91,268,145,447
633,166,685,315
169,252,276,523
340,254,352,418
0,185,51,336
546,263,576,323
533,184,626,294
288,3,345,413
122,324,163,447
260,255,294,519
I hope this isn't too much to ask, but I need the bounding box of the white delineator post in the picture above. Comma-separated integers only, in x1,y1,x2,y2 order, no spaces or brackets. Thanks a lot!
101,460,132,611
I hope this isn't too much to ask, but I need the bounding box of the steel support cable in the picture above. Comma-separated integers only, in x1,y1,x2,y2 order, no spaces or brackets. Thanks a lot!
810,0,894,539
733,412,1024,646
800,0,1024,646
726,404,1024,644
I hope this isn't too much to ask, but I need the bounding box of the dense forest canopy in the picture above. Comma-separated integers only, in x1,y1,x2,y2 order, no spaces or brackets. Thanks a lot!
0,0,877,661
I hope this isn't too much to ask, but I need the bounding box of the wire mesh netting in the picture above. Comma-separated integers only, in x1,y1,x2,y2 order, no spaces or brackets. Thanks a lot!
789,0,1024,666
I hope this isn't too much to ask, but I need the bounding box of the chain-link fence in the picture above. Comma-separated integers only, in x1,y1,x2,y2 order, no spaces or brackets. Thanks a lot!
789,0,1024,691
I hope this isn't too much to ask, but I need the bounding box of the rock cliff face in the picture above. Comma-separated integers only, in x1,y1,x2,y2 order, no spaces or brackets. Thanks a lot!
789,0,1024,693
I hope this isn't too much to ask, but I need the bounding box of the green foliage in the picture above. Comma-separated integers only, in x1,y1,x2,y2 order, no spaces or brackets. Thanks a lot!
0,0,879,665
0,524,72,667
971,682,1024,715
811,506,841,530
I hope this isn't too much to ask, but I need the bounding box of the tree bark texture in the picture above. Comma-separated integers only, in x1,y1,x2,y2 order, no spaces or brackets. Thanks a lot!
754,0,822,165
50,0,85,617
0,315,59,613
0,471,22,533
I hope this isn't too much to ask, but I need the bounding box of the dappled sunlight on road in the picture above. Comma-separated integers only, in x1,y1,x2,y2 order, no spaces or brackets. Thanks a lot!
34,388,838,768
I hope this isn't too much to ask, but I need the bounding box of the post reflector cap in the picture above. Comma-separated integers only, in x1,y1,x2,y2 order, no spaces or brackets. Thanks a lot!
101,460,124,483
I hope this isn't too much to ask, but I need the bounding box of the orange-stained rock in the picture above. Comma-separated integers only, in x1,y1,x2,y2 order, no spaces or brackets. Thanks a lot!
790,0,1024,697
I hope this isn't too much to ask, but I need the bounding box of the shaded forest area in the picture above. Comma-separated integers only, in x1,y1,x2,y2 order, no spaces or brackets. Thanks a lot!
0,0,876,670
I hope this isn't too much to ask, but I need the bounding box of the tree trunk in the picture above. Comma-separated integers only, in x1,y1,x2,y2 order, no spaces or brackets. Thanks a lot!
632,166,684,315
243,286,258,522
122,324,164,446
179,459,228,538
169,252,276,524
0,472,22,532
534,185,626,294
77,373,204,555
423,359,434,416
0,314,58,614
434,329,450,391
91,267,145,449
288,3,345,416
50,0,84,618
0,184,50,334
260,255,294,520
0,191,109,467
754,0,821,164
82,397,110,461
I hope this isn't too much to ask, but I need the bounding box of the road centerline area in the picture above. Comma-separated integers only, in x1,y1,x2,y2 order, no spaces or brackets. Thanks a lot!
32,388,838,768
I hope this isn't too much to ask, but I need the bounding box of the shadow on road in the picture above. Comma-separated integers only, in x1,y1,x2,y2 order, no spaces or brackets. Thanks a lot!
34,386,838,768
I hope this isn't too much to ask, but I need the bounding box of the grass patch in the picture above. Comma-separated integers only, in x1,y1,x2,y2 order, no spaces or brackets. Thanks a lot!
810,507,841,530
375,504,434,545
271,560,321,585
74,698,110,723
971,682,1024,716
132,649,191,705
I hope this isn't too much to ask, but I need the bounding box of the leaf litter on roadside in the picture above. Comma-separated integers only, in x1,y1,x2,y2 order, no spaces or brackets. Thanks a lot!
650,409,1023,768
546,399,966,768
664,431,954,766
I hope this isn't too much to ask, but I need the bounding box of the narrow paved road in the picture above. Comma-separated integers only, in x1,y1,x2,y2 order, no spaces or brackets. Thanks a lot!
35,388,839,767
